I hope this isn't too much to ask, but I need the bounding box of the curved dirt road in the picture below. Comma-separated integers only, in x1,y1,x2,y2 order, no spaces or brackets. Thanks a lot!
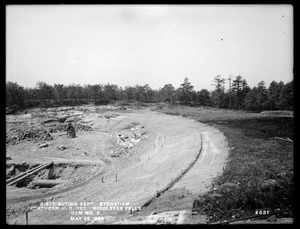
7,110,229,225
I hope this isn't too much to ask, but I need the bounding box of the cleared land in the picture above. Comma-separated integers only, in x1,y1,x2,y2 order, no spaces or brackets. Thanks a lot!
6,103,293,224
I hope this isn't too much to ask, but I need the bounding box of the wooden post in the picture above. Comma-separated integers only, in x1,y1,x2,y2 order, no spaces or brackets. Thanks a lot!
26,211,28,225
115,173,117,182
102,176,104,183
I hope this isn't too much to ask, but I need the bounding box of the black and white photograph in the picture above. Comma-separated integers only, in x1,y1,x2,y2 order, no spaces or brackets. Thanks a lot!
6,4,293,225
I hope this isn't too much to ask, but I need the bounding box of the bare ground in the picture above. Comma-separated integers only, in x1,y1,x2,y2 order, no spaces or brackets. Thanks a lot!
6,106,229,225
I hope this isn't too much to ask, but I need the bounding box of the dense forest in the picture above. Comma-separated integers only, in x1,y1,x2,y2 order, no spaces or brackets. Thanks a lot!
6,75,293,113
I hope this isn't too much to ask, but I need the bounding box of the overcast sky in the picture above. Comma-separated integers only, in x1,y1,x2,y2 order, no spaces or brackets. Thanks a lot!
6,4,293,91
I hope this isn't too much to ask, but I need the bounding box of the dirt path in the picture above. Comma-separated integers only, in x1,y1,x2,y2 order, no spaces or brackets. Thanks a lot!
6,109,229,225
170,125,229,193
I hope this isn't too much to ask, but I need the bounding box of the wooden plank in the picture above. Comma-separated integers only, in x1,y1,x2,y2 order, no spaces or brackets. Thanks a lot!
6,162,53,184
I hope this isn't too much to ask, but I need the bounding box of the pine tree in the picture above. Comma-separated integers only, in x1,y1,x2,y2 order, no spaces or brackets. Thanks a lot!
212,75,225,108
231,75,243,109
257,81,268,111
179,77,194,105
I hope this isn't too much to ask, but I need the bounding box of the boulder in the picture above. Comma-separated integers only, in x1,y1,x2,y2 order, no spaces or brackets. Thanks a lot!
56,145,67,151
38,142,49,148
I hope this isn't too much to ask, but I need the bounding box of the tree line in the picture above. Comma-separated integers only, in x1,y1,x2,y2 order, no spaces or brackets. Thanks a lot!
210,75,293,111
6,75,293,112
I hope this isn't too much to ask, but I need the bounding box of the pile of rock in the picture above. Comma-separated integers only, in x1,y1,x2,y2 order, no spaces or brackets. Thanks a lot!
43,114,94,132
43,122,92,133
116,125,149,150
117,134,136,149
108,124,149,157
6,127,53,145
43,123,67,133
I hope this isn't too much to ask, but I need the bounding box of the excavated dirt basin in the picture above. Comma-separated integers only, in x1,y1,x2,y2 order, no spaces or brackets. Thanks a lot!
6,107,230,225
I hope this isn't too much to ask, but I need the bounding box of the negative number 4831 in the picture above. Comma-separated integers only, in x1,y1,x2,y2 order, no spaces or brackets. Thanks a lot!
255,210,270,215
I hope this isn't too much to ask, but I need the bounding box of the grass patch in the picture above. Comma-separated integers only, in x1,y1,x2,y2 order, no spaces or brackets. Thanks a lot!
220,117,293,140
204,118,294,222
195,174,293,222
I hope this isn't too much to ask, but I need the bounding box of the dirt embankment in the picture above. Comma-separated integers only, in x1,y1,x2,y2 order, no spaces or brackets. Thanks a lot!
6,106,229,225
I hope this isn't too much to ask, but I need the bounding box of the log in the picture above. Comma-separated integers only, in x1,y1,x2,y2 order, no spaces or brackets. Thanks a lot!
6,162,53,184
34,179,68,188
7,162,53,186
